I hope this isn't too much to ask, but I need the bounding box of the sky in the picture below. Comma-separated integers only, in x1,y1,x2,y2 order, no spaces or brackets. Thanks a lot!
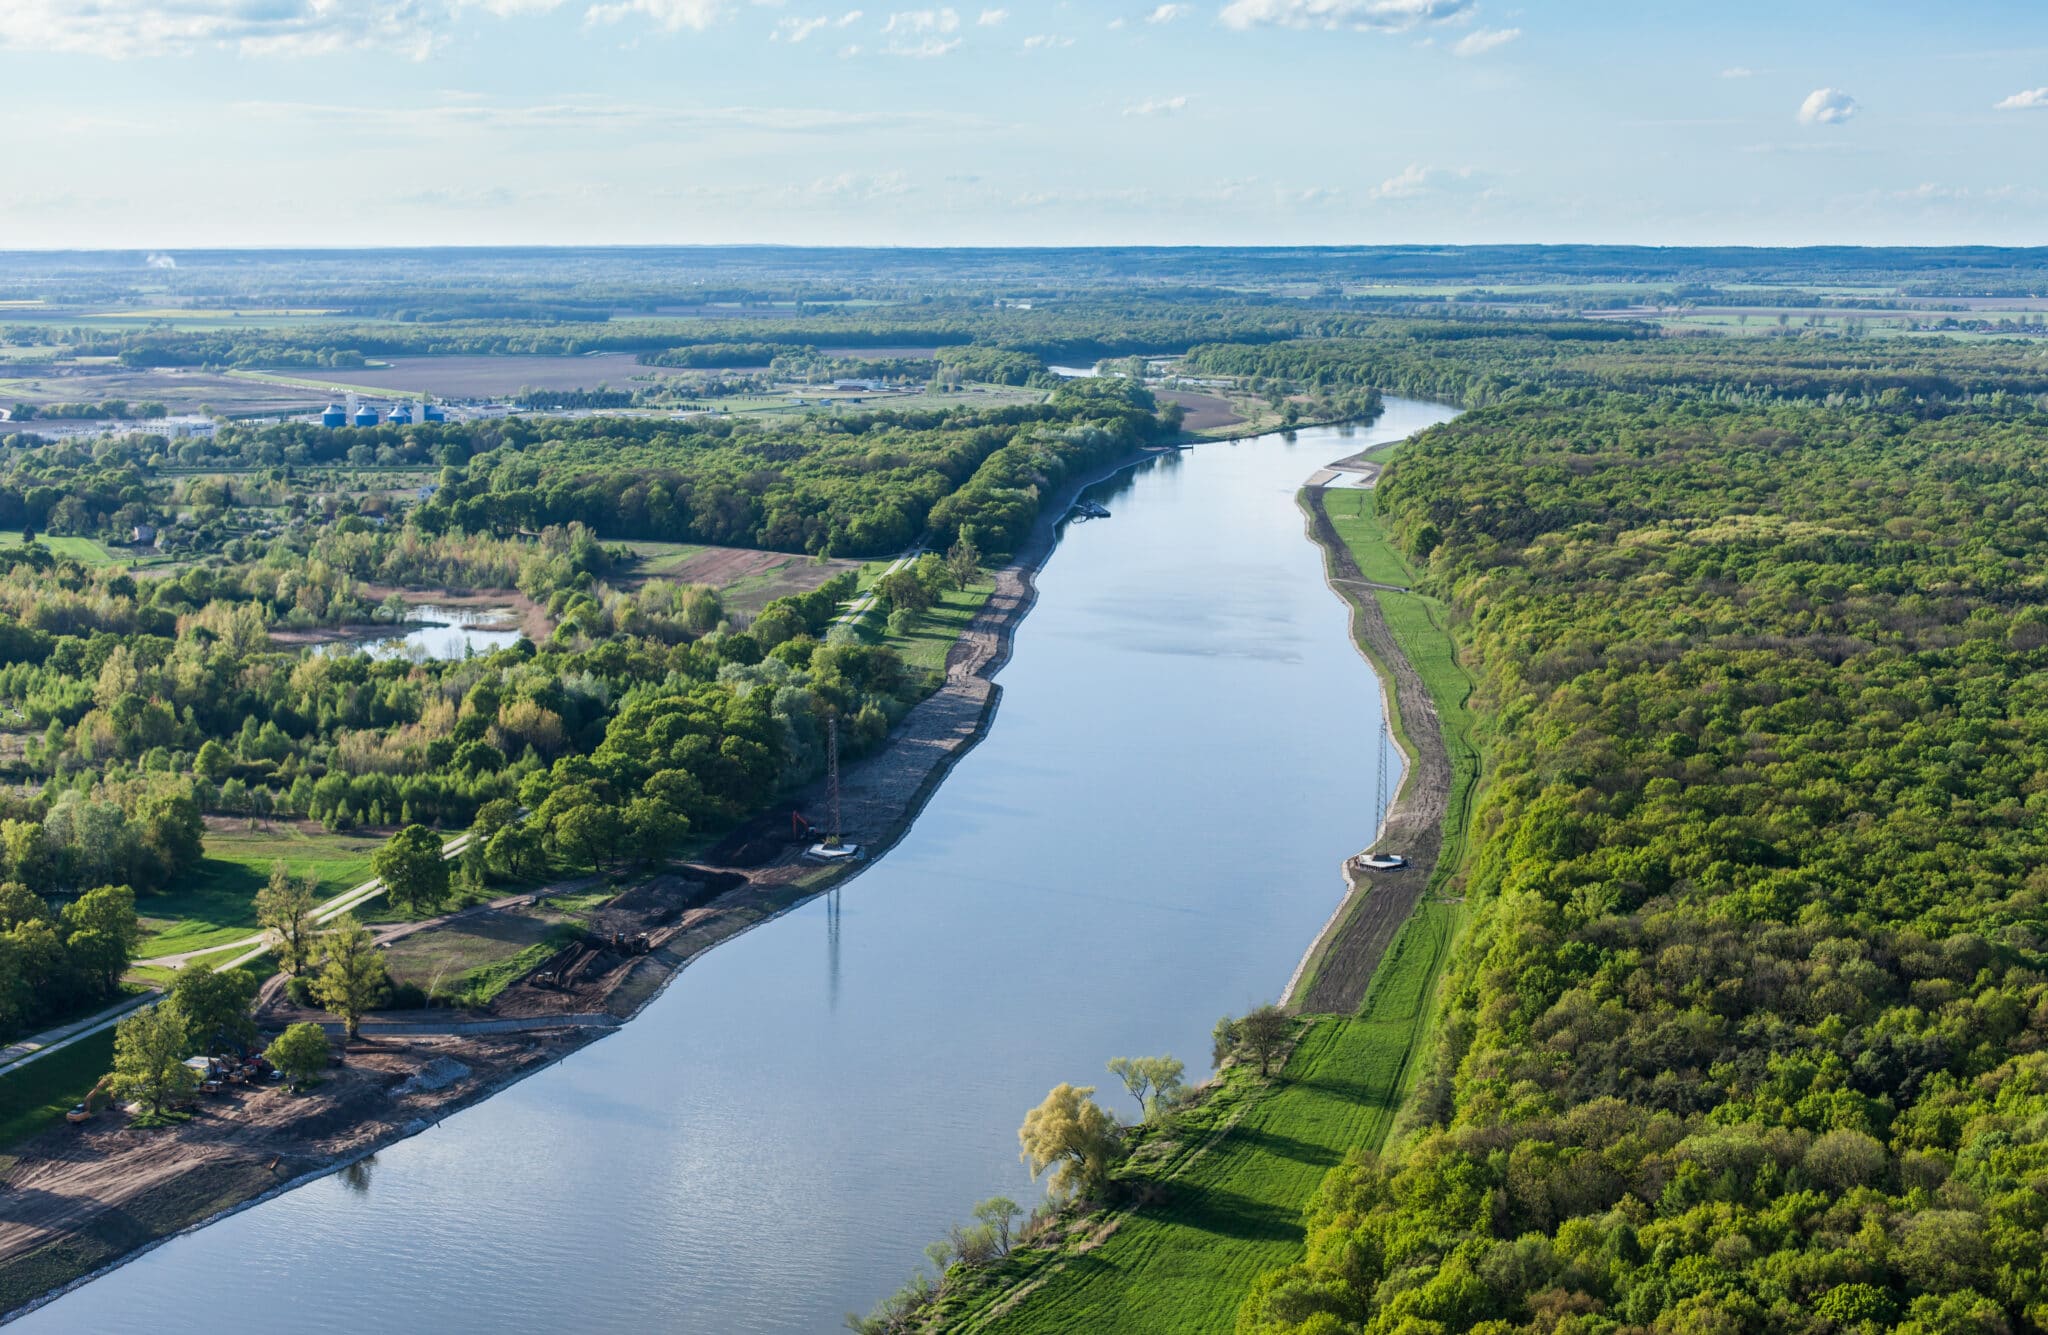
1,0,2046,248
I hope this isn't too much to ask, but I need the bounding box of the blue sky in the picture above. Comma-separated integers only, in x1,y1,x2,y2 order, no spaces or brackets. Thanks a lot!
3,0,2046,248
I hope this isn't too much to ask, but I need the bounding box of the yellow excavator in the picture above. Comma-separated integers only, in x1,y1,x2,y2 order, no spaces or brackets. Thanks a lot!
64,1075,118,1126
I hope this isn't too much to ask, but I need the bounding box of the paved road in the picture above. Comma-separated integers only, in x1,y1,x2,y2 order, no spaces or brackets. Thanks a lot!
831,549,921,634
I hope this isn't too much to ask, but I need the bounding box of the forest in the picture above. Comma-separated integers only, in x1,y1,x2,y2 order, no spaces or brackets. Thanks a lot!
1236,394,2048,1335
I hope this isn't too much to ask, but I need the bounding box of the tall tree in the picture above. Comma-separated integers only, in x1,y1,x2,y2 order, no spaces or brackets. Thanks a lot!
167,964,258,1056
1235,1004,1292,1077
1018,1083,1121,1203
314,914,388,1041
372,824,450,915
112,1001,196,1117
255,862,318,975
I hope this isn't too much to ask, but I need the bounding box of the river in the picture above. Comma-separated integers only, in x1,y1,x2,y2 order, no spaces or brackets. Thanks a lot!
19,399,1456,1334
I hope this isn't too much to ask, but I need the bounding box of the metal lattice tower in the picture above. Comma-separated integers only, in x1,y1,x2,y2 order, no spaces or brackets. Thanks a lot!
826,716,843,849
1375,717,1391,837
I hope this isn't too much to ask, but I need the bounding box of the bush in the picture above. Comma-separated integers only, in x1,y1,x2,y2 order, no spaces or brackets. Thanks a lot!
379,981,430,1011
286,974,318,1007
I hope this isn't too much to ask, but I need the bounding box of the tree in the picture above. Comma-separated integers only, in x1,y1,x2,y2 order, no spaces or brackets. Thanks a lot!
256,862,319,975
265,1022,331,1091
1236,1005,1292,1077
1107,1055,1186,1120
195,739,234,783
1018,1083,1121,1202
1212,1015,1240,1069
373,824,449,914
876,568,934,616
946,531,982,588
314,914,388,1040
60,885,141,994
112,1001,196,1117
168,963,258,1055
972,1196,1021,1255
622,796,687,868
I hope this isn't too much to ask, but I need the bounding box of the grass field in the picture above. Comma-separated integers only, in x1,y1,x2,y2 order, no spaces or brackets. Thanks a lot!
134,824,386,958
0,1028,116,1160
863,576,996,674
1320,489,1417,587
0,533,119,566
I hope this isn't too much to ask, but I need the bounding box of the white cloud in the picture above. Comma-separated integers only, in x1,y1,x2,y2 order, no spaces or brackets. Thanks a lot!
1368,162,1476,200
0,0,496,58
772,10,862,40
883,7,959,32
977,7,1008,23
584,0,732,31
1452,25,1517,56
1720,66,1754,78
1146,3,1192,21
1218,0,1472,32
882,6,961,54
1123,94,1189,115
1995,87,2048,110
1021,32,1072,48
1797,87,1859,125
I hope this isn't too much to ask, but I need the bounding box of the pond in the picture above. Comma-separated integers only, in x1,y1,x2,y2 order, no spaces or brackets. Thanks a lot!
21,400,1458,1334
320,605,525,661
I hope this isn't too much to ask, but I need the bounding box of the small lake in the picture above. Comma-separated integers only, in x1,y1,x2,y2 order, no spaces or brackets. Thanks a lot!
20,399,1457,1334
320,606,525,661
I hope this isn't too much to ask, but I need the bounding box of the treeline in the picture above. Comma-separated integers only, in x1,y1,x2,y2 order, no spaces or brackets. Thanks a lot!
1239,394,2048,1335
43,302,1317,370
1184,321,2048,409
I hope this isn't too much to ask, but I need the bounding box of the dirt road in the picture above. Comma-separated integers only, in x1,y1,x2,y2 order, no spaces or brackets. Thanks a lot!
1286,482,1454,1016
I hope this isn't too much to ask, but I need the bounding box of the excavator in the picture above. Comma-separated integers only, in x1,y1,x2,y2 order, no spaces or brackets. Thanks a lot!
65,1074,119,1127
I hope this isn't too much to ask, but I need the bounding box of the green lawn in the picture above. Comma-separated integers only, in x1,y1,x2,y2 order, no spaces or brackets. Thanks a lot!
1320,488,1417,588
865,577,996,674
135,825,386,958
0,533,120,566
0,1028,116,1159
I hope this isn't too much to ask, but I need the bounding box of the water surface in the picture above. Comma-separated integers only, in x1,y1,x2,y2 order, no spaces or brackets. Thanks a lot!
321,605,525,661
23,400,1455,1334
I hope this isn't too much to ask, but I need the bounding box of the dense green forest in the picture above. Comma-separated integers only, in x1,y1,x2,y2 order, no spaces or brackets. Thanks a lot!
1185,324,2048,408
413,378,1164,557
1237,395,2048,1335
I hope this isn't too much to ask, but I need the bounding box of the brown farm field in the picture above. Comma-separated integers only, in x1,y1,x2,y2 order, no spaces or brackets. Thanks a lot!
0,365,326,416
1157,388,1244,432
274,352,655,398
621,542,861,614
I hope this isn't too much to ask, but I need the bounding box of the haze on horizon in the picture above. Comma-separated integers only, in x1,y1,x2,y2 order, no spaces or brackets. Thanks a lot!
3,0,2045,251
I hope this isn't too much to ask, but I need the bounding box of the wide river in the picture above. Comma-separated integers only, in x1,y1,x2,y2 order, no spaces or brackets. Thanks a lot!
21,399,1455,1334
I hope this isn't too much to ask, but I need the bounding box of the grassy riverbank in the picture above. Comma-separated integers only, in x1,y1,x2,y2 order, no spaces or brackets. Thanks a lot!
944,438,1485,1334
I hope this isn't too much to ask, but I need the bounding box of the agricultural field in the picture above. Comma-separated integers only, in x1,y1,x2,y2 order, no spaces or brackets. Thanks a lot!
623,543,862,615
1,365,326,417
263,352,654,399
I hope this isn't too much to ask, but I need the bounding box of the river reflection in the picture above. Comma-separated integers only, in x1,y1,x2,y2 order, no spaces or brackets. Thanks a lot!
20,401,1456,1335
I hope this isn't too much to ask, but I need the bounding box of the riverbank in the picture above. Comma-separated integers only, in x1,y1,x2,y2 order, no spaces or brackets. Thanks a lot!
0,445,1164,1324
929,423,1480,1335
